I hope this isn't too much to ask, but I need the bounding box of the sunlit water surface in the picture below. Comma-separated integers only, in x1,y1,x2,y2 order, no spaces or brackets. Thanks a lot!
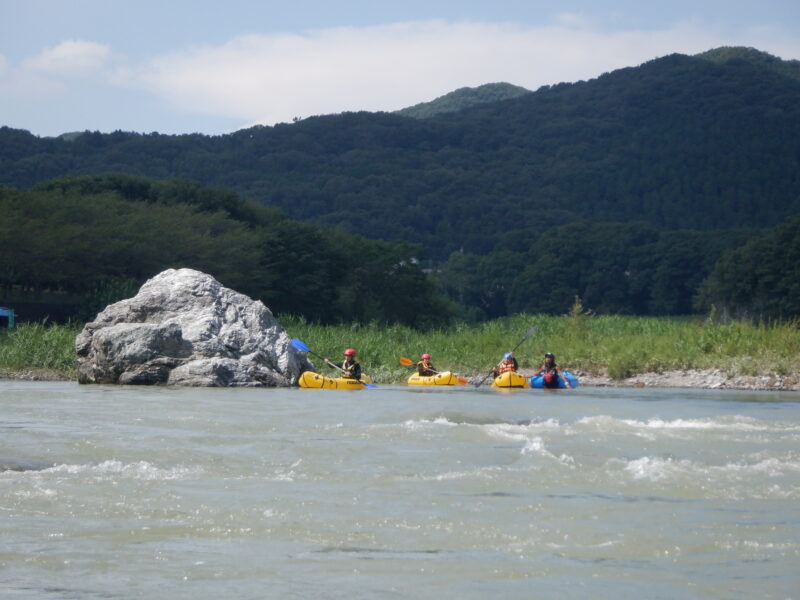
1,381,799,599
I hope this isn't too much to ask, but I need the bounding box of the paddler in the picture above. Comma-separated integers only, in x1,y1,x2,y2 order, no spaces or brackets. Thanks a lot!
325,348,362,380
492,352,519,378
417,353,436,376
531,352,572,389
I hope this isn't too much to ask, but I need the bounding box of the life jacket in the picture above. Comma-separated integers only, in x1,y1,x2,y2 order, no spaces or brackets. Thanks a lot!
417,360,435,376
341,359,358,378
542,364,559,388
498,361,516,374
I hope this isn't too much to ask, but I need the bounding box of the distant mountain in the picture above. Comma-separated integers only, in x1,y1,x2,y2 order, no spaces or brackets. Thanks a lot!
2,47,799,262
395,82,530,118
57,131,86,142
696,46,800,82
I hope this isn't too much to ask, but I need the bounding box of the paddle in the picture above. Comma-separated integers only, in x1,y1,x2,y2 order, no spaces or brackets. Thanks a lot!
474,326,537,388
399,357,468,384
290,338,377,388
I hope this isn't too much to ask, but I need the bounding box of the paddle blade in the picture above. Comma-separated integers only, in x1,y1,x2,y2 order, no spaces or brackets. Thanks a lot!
290,338,310,353
399,357,415,366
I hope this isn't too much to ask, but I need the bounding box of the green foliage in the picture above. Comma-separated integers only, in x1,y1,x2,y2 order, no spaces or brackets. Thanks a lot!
2,48,799,262
77,277,140,322
696,47,800,82
395,82,531,119
567,296,593,335
697,214,800,320
2,48,800,320
0,175,453,327
0,321,81,376
438,222,755,318
283,314,800,383
3,316,798,383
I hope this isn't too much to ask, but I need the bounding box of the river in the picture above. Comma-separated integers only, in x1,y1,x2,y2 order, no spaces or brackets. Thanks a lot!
1,380,798,599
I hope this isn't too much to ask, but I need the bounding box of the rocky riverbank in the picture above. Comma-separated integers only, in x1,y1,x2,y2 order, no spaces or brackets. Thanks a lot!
0,368,70,381
4,367,799,391
566,369,800,392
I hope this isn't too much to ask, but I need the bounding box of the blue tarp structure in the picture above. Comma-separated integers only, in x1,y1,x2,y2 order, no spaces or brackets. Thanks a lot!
0,307,15,328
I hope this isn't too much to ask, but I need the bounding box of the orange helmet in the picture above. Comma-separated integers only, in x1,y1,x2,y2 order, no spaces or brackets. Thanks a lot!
421,353,431,359
344,348,356,356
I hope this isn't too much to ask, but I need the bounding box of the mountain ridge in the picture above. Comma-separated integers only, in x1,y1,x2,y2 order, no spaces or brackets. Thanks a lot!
2,46,799,261
394,82,531,119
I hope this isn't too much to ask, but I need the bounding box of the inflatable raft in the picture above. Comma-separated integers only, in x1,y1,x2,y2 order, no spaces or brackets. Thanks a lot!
298,371,374,390
491,371,529,389
407,371,462,386
529,371,579,389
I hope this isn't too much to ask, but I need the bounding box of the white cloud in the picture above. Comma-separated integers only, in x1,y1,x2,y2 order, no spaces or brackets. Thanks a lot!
0,62,65,99
114,20,708,125
120,18,800,128
22,39,112,76
1,40,115,101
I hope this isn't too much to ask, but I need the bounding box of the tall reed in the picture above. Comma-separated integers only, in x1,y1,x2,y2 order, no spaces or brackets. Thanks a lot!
282,314,800,382
0,321,81,377
2,316,798,383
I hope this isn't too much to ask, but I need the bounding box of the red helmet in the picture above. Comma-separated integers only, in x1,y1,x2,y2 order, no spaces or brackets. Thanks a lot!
421,353,431,359
344,348,356,356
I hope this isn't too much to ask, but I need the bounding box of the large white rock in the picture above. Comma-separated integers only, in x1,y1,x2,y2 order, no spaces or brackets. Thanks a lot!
75,268,311,386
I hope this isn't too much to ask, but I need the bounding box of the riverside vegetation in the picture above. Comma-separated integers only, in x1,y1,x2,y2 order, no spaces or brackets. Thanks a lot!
0,321,81,379
2,48,800,373
4,48,800,325
3,313,798,387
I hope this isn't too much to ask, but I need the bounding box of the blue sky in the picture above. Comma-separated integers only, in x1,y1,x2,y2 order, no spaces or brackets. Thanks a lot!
2,0,799,137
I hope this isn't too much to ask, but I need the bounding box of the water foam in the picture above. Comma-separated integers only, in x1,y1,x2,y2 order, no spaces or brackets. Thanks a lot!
272,459,304,482
623,456,694,481
621,454,800,492
586,415,800,433
520,436,576,467
402,417,458,430
417,466,501,482
33,460,202,481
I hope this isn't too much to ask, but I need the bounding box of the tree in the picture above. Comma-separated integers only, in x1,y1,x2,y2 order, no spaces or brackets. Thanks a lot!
698,215,800,320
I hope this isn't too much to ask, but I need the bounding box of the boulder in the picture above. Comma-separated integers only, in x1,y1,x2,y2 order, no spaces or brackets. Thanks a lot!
75,268,312,386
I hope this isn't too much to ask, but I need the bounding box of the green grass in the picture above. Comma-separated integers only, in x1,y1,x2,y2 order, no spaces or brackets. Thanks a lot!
0,321,81,378
282,314,800,383
2,315,798,383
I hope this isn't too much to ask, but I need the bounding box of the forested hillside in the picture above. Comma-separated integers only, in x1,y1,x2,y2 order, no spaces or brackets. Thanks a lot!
2,48,799,259
447,223,760,320
698,214,800,320
394,82,531,119
2,47,799,321
697,46,800,81
0,176,452,325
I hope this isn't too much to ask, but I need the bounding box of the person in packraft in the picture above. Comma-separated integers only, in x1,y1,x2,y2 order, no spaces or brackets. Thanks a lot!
417,353,436,376
531,352,572,389
325,348,362,380
492,352,519,378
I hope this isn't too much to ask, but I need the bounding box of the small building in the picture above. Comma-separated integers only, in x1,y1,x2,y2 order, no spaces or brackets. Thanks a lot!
0,307,15,328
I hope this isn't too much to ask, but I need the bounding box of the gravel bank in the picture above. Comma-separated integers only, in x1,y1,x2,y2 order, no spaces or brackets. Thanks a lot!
4,368,800,391
0,369,71,381
570,369,800,392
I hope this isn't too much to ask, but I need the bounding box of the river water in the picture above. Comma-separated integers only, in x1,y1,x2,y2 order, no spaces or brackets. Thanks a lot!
1,380,798,599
